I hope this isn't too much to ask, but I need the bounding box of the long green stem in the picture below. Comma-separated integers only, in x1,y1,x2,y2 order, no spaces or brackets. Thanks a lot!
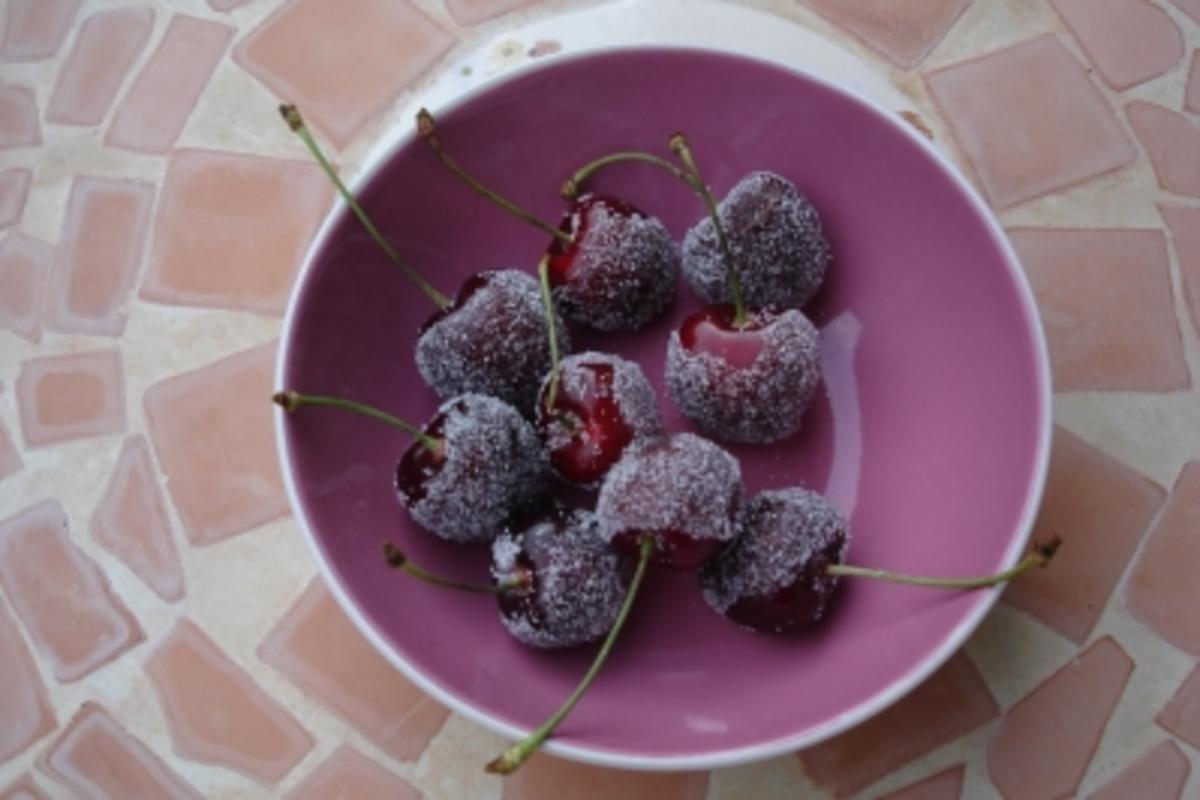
279,105,449,309
668,133,747,327
383,542,520,594
828,537,1061,589
537,254,562,410
272,390,441,453
417,108,571,245
560,151,690,199
486,536,655,775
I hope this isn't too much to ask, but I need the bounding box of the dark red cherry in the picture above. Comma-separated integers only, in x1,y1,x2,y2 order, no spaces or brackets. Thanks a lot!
491,504,632,649
395,393,547,544
415,270,569,415
596,433,741,570
545,194,678,332
701,487,848,633
666,304,820,444
535,352,663,487
682,171,831,310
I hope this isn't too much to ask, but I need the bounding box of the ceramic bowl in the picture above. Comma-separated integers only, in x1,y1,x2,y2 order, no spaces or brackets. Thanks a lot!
276,47,1051,770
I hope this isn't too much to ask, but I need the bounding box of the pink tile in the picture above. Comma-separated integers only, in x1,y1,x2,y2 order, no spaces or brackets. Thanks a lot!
45,176,155,336
0,0,79,61
1187,52,1200,115
1171,0,1200,24
1158,663,1200,748
502,756,709,800
877,765,965,800
0,596,55,762
1004,427,1164,643
283,745,421,800
0,83,41,149
144,343,286,546
0,420,21,481
0,499,144,682
798,653,999,796
140,150,332,314
16,350,125,447
39,702,201,800
47,8,155,126
988,637,1134,799
91,434,185,603
147,618,314,785
105,15,233,154
1051,0,1183,90
925,35,1136,208
1126,461,1200,654
258,578,449,762
0,167,32,228
446,0,532,26
1162,204,1200,335
798,0,970,68
1127,101,1200,197
1008,228,1188,392
0,774,51,800
0,233,51,343
1088,739,1190,800
234,0,455,149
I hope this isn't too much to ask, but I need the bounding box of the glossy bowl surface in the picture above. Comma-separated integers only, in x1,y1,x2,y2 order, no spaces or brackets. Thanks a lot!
277,47,1050,769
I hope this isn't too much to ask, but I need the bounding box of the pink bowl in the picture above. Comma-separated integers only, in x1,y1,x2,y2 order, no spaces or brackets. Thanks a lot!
276,47,1050,770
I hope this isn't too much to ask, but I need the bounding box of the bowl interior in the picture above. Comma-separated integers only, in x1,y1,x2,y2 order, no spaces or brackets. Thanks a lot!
279,48,1048,766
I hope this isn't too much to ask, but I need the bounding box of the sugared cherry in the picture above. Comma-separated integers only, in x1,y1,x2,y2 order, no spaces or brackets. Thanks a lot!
666,304,820,443
545,193,678,331
683,171,830,310
701,487,848,633
419,110,677,332
491,504,632,649
416,270,569,415
596,432,741,569
398,393,547,543
536,351,663,487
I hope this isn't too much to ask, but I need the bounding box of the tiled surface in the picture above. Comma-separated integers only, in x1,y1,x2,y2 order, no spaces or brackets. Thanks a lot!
0,1,1198,798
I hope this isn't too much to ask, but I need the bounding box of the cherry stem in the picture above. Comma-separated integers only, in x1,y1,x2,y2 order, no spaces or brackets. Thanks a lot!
537,254,562,410
560,151,689,199
668,133,747,328
417,108,572,246
828,537,1062,589
382,542,520,594
486,536,655,775
279,105,449,309
272,390,442,454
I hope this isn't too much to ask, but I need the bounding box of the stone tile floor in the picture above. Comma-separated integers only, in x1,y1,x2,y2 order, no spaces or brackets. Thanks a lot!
0,0,1198,797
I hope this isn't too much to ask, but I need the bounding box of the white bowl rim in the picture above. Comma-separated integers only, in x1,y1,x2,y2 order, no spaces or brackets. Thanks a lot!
274,43,1053,772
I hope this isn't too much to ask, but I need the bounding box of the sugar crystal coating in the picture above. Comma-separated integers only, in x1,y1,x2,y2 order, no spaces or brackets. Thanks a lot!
492,506,631,649
666,307,821,443
683,171,831,309
537,351,664,488
401,394,546,543
701,487,848,632
549,195,679,331
596,432,741,567
415,270,569,414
